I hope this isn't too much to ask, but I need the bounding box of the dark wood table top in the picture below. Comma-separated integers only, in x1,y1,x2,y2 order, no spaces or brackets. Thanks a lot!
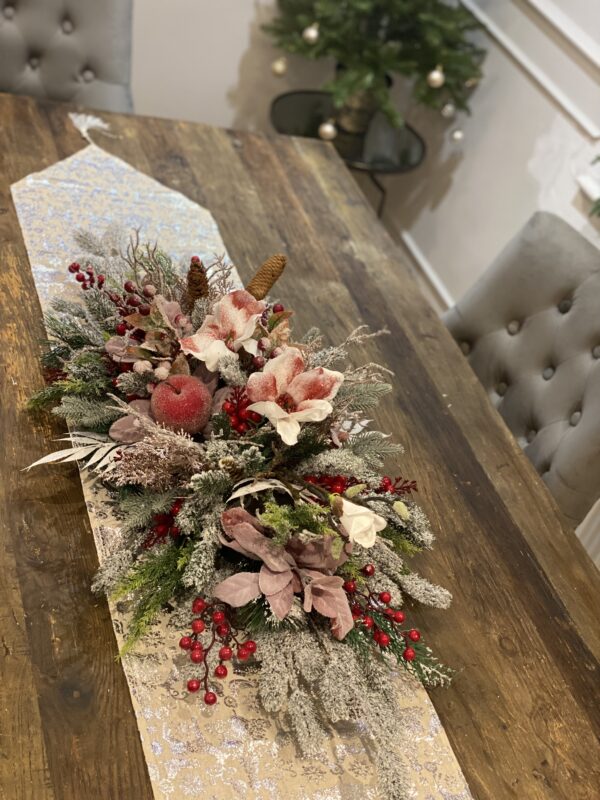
1,92,599,800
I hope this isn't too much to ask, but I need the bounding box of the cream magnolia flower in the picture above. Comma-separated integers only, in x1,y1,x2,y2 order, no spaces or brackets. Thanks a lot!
246,347,343,446
179,290,266,371
338,498,386,548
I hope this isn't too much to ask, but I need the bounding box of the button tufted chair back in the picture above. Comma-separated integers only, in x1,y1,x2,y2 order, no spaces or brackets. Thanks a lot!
444,212,600,525
0,0,132,112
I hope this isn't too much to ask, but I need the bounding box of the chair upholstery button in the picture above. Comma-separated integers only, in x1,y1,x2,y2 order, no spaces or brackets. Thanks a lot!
82,68,95,82
593,345,600,359
29,56,40,69
570,411,582,426
542,366,555,380
62,18,73,33
558,298,572,314
3,4,14,19
459,341,471,355
507,320,520,335
496,381,508,396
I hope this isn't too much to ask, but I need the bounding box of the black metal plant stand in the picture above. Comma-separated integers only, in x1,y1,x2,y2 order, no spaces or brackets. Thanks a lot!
270,90,425,217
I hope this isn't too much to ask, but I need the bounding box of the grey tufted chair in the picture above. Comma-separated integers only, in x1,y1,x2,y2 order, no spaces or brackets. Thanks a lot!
0,0,132,112
444,212,600,525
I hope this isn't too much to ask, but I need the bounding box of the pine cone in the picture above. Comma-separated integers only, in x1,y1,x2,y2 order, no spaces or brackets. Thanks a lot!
186,258,209,311
245,254,287,300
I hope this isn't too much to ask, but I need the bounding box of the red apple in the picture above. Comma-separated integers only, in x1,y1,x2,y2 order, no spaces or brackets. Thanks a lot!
150,375,212,434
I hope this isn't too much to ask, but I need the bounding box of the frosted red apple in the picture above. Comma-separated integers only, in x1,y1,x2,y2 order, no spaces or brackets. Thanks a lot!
150,375,212,434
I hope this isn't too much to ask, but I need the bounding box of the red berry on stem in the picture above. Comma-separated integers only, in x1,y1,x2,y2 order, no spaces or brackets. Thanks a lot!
204,691,217,706
68,262,80,273
343,580,357,594
393,610,405,624
378,632,391,647
191,619,205,634
384,608,395,618
252,355,265,369
373,629,381,643
127,295,141,307
362,564,375,577
331,480,345,494
190,648,204,663
124,280,136,293
171,499,184,516
249,411,261,423
363,615,374,629
272,303,284,313
408,629,421,642
222,401,235,414
403,647,416,661
190,255,201,264
116,322,127,336
191,640,203,650
154,523,169,537
379,591,392,605
212,610,226,625
192,597,206,614
215,664,228,678
237,647,250,661
139,304,151,316
179,636,192,650
244,640,257,654
237,422,248,434
187,679,200,693
219,646,233,661
229,414,240,428
75,272,85,282
216,623,229,637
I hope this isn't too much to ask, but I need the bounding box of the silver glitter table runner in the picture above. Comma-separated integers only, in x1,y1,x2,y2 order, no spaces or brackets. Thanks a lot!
12,141,472,800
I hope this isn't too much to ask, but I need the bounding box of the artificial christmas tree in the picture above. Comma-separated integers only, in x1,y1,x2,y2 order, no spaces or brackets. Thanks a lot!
265,0,485,132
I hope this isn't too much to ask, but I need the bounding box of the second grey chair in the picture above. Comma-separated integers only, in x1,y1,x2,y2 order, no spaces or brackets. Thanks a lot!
444,212,600,525
0,0,132,112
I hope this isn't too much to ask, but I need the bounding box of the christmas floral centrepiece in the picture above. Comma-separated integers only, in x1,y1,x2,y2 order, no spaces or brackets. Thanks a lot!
29,232,453,800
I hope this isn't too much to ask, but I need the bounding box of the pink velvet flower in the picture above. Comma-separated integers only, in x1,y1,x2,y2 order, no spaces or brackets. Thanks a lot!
179,290,266,371
246,347,344,445
212,508,354,639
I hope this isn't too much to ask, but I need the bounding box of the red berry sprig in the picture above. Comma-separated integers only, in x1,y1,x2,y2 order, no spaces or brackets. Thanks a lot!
68,262,105,291
304,474,360,495
143,499,185,549
179,596,257,705
343,564,421,661
377,475,418,496
221,387,261,435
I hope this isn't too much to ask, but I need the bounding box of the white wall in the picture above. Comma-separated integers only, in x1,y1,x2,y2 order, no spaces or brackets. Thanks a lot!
131,0,600,305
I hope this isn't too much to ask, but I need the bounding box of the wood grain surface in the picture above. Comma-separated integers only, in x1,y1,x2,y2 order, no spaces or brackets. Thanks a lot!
1,92,599,800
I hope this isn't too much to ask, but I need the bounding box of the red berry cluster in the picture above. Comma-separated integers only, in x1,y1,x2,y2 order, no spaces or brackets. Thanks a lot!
304,474,358,495
377,475,418,496
179,597,257,705
68,262,105,291
344,564,420,662
222,387,261,435
143,499,185,549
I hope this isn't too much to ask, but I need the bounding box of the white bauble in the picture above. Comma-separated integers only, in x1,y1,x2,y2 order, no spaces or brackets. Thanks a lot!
302,23,319,44
154,366,170,381
271,57,288,77
318,120,338,141
450,128,464,142
427,67,445,89
133,360,153,374
441,102,455,119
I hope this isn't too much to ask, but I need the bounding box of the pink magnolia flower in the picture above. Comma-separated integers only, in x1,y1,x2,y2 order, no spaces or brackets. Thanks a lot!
179,290,266,371
246,348,343,445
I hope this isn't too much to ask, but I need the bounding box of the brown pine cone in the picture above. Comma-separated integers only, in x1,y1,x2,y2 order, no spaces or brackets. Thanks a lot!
245,254,287,300
186,257,209,311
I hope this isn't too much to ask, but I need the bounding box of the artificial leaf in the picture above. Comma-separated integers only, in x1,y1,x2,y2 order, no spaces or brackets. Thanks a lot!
213,572,261,607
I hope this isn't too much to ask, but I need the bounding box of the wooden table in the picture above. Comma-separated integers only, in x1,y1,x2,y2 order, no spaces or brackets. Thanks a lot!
1,92,599,800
